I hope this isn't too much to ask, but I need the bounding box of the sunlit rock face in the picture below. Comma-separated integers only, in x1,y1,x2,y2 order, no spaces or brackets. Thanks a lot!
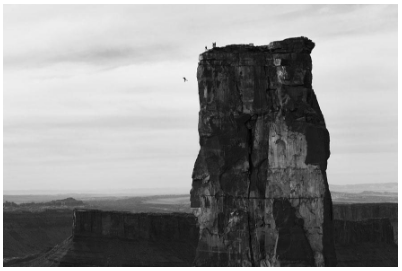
190,37,337,267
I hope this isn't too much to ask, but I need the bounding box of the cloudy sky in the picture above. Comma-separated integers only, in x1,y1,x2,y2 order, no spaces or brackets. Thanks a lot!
3,5,398,194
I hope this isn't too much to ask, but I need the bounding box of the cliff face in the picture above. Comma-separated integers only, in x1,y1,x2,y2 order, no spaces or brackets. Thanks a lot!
333,203,398,245
333,203,398,221
333,219,394,246
9,209,199,267
3,210,72,259
73,209,198,244
190,37,337,267
332,203,398,267
4,205,397,267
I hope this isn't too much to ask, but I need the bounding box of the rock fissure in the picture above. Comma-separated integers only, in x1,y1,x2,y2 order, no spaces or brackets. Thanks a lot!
246,118,255,266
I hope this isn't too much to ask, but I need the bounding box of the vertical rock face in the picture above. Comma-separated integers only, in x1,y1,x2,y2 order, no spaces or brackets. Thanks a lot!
190,37,337,267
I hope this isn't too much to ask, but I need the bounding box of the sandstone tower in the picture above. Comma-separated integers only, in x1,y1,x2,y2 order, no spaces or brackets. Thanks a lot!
190,37,337,266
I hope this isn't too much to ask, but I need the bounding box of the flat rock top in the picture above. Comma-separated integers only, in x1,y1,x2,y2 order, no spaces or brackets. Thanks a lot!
74,208,194,218
201,36,315,56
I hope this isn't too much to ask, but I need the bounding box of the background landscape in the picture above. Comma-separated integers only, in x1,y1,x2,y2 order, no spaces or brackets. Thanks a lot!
3,182,397,265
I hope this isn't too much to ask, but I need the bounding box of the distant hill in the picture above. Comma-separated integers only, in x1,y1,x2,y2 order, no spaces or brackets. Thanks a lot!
329,183,397,194
4,184,398,213
3,194,108,204
3,198,86,213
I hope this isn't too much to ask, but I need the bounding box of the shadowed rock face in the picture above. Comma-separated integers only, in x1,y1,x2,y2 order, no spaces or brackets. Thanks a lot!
72,209,198,244
4,205,397,267
190,37,337,267
333,203,398,245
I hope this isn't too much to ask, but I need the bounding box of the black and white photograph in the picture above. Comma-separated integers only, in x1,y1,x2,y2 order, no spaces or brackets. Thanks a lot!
2,2,399,267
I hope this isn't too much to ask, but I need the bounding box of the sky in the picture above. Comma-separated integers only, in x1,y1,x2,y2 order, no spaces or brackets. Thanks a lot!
3,4,398,194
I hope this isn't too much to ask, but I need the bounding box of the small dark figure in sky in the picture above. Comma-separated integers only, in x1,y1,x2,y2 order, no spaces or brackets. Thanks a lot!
183,77,188,82
205,46,207,51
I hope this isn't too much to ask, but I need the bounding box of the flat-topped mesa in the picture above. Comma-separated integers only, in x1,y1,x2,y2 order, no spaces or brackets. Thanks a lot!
190,37,337,267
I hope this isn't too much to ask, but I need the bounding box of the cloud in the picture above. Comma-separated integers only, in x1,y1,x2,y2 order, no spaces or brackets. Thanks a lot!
4,42,184,70
3,5,398,191
5,5,397,71
4,5,189,70
4,113,197,136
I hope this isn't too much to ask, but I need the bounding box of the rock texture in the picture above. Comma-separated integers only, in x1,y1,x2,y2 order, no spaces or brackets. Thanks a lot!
332,203,398,267
72,209,198,244
333,203,398,245
333,203,398,221
333,219,394,246
190,37,337,266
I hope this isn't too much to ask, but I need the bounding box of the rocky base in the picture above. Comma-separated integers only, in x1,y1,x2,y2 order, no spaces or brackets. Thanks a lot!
4,205,397,267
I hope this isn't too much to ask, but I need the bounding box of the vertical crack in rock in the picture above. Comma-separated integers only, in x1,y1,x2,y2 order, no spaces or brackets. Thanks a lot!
246,118,255,266
191,37,337,267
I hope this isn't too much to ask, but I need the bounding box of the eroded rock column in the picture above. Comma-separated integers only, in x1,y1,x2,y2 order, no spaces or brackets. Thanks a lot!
190,37,337,267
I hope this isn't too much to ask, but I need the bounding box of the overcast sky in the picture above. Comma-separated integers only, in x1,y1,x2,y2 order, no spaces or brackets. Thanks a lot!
3,4,398,194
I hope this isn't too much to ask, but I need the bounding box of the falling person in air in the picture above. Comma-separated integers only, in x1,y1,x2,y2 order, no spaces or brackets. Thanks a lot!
183,77,188,82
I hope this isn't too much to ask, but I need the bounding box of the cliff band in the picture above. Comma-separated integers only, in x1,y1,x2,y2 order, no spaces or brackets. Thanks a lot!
190,37,337,266
4,205,397,267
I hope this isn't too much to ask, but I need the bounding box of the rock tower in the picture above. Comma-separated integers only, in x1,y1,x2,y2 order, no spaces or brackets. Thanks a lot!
190,37,337,266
